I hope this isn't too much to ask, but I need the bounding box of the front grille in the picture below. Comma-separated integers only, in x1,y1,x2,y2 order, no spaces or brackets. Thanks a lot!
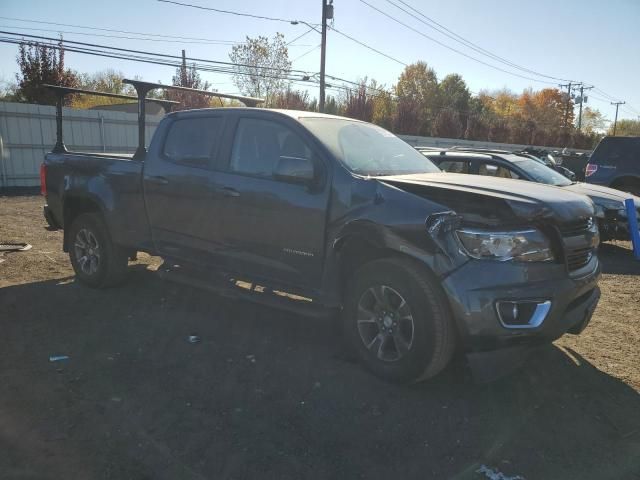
566,247,593,271
559,217,596,273
559,218,593,237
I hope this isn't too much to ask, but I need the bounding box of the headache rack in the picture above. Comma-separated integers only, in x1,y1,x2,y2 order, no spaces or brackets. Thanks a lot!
45,80,264,159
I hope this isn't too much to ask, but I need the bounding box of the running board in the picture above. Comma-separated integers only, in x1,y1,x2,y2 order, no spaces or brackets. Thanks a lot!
156,264,334,319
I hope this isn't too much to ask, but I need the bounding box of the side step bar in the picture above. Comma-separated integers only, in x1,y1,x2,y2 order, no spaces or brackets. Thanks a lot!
157,264,335,320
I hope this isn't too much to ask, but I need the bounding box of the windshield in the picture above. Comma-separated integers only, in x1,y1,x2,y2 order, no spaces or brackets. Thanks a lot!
299,117,440,176
512,157,572,186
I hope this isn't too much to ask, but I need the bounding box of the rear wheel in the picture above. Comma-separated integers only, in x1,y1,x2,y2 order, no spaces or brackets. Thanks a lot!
343,257,456,383
68,213,128,288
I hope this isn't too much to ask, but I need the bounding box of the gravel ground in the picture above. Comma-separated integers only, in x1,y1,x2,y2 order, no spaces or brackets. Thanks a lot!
1,195,639,480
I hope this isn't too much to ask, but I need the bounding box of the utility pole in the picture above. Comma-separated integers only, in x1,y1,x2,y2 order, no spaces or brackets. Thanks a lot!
611,101,625,135
560,82,572,129
319,0,333,113
577,85,593,131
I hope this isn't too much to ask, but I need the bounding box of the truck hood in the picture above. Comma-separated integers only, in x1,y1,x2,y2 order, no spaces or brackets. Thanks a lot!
377,172,595,224
563,182,640,210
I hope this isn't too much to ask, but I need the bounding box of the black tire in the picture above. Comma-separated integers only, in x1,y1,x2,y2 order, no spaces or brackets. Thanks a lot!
68,213,128,288
343,257,456,384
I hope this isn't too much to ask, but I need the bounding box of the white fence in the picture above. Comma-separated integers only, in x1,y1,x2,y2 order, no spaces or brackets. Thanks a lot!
0,101,590,188
0,102,162,187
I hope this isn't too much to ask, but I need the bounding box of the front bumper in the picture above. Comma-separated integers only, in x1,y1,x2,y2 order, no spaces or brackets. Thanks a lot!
441,255,601,352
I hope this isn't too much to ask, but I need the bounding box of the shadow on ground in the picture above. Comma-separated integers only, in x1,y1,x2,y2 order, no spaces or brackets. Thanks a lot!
599,242,640,275
1,266,639,480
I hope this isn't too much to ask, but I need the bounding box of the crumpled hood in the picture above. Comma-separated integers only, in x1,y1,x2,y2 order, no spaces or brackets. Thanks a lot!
563,182,640,210
377,172,595,224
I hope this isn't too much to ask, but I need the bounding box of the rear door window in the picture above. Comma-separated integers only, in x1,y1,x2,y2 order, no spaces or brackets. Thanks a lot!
437,159,471,174
163,116,224,169
477,162,520,179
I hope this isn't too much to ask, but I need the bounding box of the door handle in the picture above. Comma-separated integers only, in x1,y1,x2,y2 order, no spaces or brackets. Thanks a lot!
219,187,240,198
145,175,169,185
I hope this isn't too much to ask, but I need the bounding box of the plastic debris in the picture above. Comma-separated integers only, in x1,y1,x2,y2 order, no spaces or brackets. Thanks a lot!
187,335,201,344
49,355,69,362
0,242,32,252
246,354,256,363
476,465,525,480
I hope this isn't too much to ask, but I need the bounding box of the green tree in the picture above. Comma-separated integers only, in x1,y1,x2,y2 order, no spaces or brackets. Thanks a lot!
15,38,78,105
608,119,640,136
323,95,344,116
229,33,291,105
394,61,439,135
432,109,463,138
370,81,395,131
72,69,136,109
580,107,607,133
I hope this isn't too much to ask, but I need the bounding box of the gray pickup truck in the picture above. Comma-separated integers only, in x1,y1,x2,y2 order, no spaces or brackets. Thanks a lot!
41,81,601,383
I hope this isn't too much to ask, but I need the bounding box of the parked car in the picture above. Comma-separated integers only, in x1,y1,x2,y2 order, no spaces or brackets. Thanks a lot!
521,152,577,181
422,148,640,241
586,136,640,196
43,95,601,384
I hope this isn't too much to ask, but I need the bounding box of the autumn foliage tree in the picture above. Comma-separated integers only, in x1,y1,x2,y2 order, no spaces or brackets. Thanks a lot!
271,87,311,110
344,80,374,122
15,38,78,106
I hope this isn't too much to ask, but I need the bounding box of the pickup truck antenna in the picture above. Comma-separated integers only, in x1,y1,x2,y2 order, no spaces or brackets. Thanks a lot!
43,84,179,154
122,79,265,159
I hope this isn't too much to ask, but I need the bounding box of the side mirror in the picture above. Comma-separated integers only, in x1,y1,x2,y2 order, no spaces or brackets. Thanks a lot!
274,155,315,185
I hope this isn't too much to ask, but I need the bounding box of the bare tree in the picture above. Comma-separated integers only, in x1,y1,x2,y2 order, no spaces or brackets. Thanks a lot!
229,33,291,105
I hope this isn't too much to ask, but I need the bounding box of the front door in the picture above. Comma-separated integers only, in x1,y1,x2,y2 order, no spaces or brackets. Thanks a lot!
214,114,330,293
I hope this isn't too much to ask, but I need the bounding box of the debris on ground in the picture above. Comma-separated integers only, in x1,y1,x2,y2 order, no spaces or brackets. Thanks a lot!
476,464,525,480
49,355,70,362
0,242,32,252
187,335,201,344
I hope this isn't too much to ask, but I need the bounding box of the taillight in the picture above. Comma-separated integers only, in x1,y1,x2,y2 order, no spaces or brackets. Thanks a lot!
40,163,47,196
585,163,598,177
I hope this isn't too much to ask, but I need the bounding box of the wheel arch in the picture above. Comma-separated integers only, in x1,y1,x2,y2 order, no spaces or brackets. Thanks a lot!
62,194,107,252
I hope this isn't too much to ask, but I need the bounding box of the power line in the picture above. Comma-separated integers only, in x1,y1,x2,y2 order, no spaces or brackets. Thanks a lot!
0,16,245,44
156,0,319,26
386,0,574,83
0,30,313,75
292,45,321,63
0,25,245,45
286,26,316,46
328,26,407,66
358,0,558,85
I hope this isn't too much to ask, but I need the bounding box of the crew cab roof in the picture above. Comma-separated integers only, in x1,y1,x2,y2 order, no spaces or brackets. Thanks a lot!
166,107,360,123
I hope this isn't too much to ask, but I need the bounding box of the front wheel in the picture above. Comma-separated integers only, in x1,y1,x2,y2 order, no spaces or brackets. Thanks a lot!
68,213,128,288
343,257,456,384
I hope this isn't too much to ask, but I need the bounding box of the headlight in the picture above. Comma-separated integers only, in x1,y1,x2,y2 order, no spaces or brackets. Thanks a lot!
455,228,554,262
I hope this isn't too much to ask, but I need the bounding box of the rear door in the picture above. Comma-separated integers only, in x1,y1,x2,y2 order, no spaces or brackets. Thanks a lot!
213,113,331,293
143,113,227,265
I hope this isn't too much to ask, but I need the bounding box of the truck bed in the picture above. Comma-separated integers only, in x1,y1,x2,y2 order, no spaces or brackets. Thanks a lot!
43,150,152,252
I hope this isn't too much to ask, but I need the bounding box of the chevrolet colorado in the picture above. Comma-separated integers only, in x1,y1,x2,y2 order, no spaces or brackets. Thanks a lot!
42,90,601,383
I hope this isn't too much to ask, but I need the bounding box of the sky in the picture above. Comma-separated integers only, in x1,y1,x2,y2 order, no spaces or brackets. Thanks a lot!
0,0,639,121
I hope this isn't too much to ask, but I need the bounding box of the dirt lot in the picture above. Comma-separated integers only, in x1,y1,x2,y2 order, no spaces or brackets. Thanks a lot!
1,195,639,480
